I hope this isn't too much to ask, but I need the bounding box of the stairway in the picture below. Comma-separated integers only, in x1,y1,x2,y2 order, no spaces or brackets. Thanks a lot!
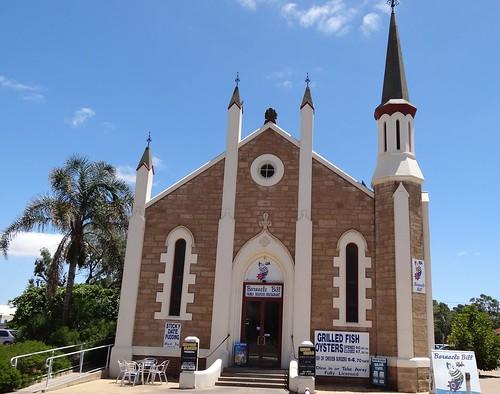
216,368,288,390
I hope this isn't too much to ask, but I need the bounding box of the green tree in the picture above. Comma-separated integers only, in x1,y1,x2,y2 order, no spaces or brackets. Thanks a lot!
30,248,65,288
0,155,132,323
433,300,453,344
448,305,500,371
470,294,500,328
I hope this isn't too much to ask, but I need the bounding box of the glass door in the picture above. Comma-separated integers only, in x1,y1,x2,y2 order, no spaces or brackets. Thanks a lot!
241,295,282,368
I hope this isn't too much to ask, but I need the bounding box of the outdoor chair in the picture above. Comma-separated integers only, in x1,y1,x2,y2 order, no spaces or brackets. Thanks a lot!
115,360,126,384
141,358,157,384
121,361,139,386
147,360,169,384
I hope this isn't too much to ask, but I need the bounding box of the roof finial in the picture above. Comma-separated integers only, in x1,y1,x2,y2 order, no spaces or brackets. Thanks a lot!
235,72,240,87
305,72,310,87
387,0,399,13
146,131,152,148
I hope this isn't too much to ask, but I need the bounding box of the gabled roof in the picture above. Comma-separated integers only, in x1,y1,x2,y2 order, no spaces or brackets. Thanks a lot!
146,123,373,207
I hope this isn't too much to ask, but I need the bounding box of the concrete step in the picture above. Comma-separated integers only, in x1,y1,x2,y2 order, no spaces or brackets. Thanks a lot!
219,376,287,384
215,380,287,389
216,368,288,390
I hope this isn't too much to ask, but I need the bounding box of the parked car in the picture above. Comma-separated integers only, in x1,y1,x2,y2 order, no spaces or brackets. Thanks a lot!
0,329,16,345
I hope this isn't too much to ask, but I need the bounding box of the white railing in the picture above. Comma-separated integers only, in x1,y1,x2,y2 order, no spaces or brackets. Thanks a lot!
44,344,113,389
10,343,84,369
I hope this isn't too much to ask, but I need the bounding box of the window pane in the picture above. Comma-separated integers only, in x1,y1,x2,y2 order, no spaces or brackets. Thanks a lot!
346,243,359,323
169,239,187,316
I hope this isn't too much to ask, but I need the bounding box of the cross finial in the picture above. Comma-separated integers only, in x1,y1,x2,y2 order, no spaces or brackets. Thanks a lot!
235,72,240,87
305,72,310,87
387,0,399,12
146,131,152,148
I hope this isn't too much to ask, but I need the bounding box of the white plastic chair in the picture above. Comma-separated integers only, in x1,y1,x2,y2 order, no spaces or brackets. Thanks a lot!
141,358,157,384
121,361,139,386
115,360,126,383
148,360,169,384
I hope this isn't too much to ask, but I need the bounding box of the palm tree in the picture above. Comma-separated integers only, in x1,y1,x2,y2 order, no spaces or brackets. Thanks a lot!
0,155,133,323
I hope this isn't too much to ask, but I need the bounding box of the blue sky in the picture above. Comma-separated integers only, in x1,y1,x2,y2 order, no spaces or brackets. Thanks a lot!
1,0,499,307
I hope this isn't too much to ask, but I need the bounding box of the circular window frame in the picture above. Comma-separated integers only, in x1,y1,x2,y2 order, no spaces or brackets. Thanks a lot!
250,154,285,187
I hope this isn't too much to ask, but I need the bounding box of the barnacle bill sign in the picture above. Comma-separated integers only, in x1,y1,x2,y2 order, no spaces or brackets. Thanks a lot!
314,331,370,377
412,258,425,293
245,284,282,298
431,350,481,394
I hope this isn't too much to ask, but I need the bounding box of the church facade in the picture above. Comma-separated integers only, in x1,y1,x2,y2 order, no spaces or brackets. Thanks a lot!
110,9,434,393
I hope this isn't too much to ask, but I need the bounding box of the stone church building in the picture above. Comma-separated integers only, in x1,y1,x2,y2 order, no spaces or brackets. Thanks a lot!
110,8,434,392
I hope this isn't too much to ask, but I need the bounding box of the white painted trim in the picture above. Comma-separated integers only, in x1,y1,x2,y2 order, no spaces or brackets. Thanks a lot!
333,229,373,328
154,226,197,321
146,122,373,208
422,192,434,354
228,229,295,369
393,183,414,359
132,346,210,358
385,356,431,368
250,153,285,186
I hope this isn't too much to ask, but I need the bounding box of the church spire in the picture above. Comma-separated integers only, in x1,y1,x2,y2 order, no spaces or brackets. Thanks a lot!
300,73,314,110
136,134,154,173
228,72,242,109
380,5,409,105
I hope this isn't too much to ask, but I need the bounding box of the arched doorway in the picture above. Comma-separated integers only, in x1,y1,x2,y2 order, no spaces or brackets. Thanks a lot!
229,230,295,369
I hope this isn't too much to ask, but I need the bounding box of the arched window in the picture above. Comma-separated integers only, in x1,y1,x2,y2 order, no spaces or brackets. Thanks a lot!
169,239,187,316
396,120,401,150
408,121,412,152
346,243,359,323
383,122,387,152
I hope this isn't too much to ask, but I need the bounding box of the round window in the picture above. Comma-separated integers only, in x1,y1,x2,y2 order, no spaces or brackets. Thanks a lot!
260,163,275,178
250,154,284,186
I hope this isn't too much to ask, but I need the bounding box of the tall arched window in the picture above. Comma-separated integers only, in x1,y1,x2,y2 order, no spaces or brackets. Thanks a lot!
396,120,401,150
346,243,359,323
169,239,187,316
383,122,387,152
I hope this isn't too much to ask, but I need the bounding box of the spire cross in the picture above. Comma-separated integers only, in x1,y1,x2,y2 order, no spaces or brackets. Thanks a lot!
387,0,399,11
146,131,152,148
305,72,310,87
235,72,240,87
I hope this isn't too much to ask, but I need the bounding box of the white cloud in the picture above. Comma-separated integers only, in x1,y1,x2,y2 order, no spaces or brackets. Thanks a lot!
456,251,467,257
8,232,64,257
238,0,257,11
374,0,392,14
0,75,45,101
69,107,95,128
102,121,116,130
361,12,381,36
281,0,356,35
266,68,295,88
152,156,163,169
116,166,136,184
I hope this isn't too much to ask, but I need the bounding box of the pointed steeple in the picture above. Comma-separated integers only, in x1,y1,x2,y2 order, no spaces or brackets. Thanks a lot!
228,72,242,109
136,133,154,173
300,73,314,110
380,10,409,105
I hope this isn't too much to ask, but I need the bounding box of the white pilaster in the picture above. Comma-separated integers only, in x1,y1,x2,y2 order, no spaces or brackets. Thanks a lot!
208,101,242,366
110,162,153,376
422,192,434,354
393,182,414,360
293,103,313,344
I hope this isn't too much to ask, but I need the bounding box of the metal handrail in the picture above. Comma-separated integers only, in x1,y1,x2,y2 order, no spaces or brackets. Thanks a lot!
10,343,83,369
44,343,113,389
205,334,230,359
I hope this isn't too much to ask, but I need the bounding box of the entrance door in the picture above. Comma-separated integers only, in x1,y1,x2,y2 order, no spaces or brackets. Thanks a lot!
241,284,283,368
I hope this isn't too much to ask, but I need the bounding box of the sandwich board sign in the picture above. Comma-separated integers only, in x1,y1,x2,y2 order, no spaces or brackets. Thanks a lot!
431,350,481,394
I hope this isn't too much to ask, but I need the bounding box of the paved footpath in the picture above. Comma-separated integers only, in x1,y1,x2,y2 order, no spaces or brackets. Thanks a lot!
35,371,500,394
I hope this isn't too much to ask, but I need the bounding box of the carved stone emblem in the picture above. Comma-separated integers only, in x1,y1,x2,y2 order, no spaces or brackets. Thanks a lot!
264,108,277,124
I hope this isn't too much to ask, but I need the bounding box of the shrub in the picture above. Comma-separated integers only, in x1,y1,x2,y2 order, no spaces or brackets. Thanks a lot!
0,341,71,393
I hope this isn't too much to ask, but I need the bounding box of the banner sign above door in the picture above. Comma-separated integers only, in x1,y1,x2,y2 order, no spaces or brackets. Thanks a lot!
245,259,283,283
245,284,282,298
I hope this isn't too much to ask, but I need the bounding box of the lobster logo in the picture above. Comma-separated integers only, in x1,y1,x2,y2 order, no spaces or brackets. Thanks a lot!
446,362,464,392
256,261,271,282
414,263,422,281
